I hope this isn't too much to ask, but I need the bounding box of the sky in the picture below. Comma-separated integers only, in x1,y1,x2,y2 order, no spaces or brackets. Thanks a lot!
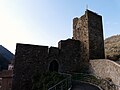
0,0,120,54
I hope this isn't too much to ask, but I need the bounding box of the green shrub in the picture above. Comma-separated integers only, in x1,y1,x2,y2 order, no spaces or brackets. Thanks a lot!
32,71,66,90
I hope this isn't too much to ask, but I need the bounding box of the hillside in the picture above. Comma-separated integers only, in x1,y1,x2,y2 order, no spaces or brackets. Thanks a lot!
0,53,10,70
104,35,120,61
0,45,14,70
0,45,14,61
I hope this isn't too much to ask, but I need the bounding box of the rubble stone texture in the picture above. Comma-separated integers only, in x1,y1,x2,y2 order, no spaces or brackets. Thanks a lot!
90,59,120,85
73,10,105,60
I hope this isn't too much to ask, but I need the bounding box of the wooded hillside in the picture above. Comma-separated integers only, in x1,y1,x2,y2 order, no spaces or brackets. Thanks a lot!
104,35,120,61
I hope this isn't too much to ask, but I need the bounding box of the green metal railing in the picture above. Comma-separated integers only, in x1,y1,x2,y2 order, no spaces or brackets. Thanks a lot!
48,74,72,90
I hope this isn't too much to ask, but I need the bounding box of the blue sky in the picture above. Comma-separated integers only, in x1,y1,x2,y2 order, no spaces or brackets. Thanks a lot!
0,0,120,53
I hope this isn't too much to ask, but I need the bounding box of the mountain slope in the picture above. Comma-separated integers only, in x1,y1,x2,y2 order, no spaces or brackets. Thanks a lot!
0,45,14,70
0,45,14,61
104,35,120,60
0,53,10,70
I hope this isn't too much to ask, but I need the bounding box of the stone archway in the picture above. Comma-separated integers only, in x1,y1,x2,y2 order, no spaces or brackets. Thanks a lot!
49,60,59,72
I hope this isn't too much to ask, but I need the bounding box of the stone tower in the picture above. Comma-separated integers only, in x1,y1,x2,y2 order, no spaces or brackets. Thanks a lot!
73,9,105,60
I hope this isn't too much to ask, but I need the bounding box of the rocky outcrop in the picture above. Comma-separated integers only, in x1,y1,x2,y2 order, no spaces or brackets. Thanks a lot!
90,59,120,86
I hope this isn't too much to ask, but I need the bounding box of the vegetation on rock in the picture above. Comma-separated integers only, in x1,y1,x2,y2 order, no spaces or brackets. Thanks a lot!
105,35,120,61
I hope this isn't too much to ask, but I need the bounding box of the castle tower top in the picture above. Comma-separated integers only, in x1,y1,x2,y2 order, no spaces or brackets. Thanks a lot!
85,9,101,16
73,9,105,60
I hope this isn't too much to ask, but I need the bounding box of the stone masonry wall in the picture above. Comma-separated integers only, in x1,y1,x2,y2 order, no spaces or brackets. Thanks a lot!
58,39,82,73
73,9,105,62
12,44,49,90
90,59,120,85
87,10,105,59
12,39,83,90
73,15,89,63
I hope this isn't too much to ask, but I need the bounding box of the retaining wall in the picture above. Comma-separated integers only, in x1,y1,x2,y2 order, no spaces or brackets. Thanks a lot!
90,59,120,85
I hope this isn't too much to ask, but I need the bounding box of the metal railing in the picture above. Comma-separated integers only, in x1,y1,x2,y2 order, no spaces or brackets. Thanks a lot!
48,74,72,90
72,73,120,90
95,75,120,90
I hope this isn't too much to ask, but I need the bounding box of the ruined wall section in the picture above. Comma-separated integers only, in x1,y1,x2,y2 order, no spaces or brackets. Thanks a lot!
73,15,89,63
58,39,83,73
87,10,105,59
12,44,49,90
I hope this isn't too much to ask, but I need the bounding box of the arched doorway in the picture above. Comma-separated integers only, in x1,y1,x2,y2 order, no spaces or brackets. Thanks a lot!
49,60,59,72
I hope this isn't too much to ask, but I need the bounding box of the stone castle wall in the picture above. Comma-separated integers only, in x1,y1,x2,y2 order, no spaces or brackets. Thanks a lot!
58,39,86,73
87,10,105,59
73,15,89,62
12,9,106,90
12,44,49,90
12,39,82,90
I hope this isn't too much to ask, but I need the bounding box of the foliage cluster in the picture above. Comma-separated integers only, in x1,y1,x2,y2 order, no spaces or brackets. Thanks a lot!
32,71,66,90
